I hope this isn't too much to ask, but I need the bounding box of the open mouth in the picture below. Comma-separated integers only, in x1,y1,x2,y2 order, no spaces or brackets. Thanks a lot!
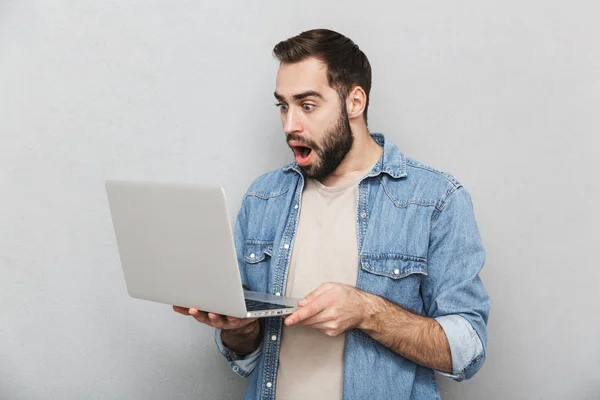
291,145,313,166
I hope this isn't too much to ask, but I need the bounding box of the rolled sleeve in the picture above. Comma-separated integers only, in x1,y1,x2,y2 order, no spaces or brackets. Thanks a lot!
435,314,484,381
214,328,263,377
422,186,491,381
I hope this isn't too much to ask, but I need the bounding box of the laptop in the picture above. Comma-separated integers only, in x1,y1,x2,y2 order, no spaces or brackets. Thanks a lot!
105,180,300,318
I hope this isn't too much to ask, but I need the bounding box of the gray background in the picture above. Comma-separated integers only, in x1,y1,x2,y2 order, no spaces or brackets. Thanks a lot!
1,1,598,399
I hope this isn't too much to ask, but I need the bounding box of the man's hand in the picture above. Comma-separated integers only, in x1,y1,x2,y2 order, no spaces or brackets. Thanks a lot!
173,306,261,355
173,306,257,330
284,282,374,337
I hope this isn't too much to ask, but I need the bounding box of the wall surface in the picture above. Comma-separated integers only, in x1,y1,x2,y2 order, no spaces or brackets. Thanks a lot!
1,1,599,399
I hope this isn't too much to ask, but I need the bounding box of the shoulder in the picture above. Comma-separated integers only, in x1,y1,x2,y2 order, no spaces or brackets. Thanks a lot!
379,155,466,211
404,157,462,190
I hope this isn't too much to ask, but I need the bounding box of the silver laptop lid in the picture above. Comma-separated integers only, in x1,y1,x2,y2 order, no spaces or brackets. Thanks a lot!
105,180,249,318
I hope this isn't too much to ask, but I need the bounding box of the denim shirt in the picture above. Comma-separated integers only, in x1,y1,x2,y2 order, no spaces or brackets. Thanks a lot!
215,134,490,400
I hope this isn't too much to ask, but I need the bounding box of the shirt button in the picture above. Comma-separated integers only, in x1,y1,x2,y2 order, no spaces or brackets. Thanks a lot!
266,382,272,388
275,292,281,296
283,244,289,249
394,269,400,275
271,335,277,341
294,204,299,209
249,253,255,259
360,211,367,218
232,366,239,372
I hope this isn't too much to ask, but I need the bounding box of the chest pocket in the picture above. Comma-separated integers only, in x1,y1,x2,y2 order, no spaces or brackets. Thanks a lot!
243,242,273,293
358,254,427,313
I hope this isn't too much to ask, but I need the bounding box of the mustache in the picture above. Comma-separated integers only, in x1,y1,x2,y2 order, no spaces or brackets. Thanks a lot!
286,134,319,150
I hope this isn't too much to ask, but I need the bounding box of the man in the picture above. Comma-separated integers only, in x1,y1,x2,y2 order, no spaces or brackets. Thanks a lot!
174,29,490,400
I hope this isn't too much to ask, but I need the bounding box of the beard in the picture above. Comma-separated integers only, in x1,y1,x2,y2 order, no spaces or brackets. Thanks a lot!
287,104,354,180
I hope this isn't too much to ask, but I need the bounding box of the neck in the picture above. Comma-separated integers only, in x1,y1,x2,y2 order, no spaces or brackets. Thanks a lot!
317,122,382,187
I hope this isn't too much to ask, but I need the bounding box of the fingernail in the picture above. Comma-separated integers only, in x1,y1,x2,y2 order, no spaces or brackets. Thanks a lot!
298,299,306,306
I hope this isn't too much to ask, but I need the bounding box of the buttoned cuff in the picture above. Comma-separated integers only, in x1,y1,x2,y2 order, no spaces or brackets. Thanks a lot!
214,328,263,377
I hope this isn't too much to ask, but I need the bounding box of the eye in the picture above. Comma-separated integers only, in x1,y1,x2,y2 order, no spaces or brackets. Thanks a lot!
302,104,315,112
275,103,288,112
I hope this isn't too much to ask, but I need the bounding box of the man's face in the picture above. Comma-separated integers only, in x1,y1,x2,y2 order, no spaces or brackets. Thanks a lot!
274,58,353,180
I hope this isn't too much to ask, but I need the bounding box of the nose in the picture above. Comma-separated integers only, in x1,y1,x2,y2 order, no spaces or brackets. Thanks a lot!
283,109,302,135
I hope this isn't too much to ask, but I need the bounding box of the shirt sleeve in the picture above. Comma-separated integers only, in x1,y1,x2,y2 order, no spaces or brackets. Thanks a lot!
435,314,484,379
421,186,491,381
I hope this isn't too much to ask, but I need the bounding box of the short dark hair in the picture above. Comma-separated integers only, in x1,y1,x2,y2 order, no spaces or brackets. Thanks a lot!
273,29,372,124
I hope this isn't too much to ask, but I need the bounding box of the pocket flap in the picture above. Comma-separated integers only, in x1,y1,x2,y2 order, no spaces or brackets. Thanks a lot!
244,243,273,264
360,254,427,279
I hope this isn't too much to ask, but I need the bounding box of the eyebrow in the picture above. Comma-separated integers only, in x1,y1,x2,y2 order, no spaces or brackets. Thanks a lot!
274,90,324,102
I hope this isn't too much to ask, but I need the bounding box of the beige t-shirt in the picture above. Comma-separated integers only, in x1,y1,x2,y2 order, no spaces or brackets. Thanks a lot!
275,167,372,400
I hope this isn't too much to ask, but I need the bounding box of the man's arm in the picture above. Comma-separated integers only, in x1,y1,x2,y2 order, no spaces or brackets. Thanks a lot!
421,186,489,380
284,283,452,373
173,306,263,377
172,307,260,354
221,318,262,355
359,291,452,373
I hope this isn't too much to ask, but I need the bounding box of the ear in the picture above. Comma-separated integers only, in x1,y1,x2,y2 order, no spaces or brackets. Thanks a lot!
346,86,367,120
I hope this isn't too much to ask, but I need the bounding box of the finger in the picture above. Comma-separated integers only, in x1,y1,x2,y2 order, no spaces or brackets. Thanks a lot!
285,294,329,326
299,312,346,337
173,306,190,315
189,309,211,325
300,311,334,327
299,283,335,306
207,313,227,328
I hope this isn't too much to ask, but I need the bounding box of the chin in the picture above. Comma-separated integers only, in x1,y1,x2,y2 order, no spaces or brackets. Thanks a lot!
300,165,317,178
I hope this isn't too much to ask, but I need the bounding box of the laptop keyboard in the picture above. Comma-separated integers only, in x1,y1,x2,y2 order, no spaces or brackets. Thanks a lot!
245,298,289,311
